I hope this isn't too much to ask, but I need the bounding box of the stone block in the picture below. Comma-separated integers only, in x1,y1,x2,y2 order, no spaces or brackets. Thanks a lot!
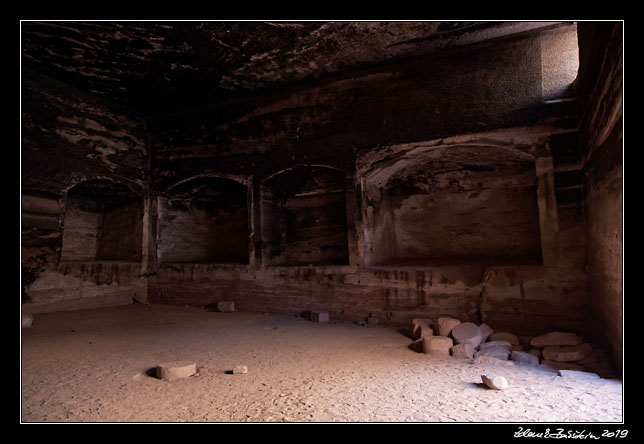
411,318,432,339
479,323,494,342
530,331,582,348
437,317,461,337
475,346,510,361
528,348,543,360
451,343,475,359
451,322,483,347
489,332,519,345
422,336,453,356
310,311,329,323
217,301,236,312
478,341,512,351
511,350,540,366
156,361,197,381
542,343,592,362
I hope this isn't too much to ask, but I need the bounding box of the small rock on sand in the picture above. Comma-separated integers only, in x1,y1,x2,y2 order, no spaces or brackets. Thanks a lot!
233,365,248,374
481,374,508,390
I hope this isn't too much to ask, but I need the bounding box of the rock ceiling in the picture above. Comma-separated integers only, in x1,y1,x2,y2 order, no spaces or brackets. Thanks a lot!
21,20,565,116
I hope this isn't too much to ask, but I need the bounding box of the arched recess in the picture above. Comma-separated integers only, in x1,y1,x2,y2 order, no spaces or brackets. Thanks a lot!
362,145,543,268
61,179,143,262
261,165,350,266
157,176,250,264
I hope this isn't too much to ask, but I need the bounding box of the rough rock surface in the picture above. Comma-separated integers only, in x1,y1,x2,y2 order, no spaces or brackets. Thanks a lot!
156,361,197,381
542,344,592,362
511,350,540,366
479,341,512,351
528,349,543,359
437,317,461,337
451,343,475,359
489,332,519,345
479,323,494,342
451,322,483,347
530,332,583,348
475,346,511,361
422,336,453,355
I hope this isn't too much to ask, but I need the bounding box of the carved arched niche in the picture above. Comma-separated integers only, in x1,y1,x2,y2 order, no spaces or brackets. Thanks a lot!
362,145,543,269
261,165,350,267
61,179,143,262
157,176,250,264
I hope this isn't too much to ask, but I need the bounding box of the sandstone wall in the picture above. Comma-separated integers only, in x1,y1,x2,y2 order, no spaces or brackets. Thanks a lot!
576,22,623,369
22,70,149,312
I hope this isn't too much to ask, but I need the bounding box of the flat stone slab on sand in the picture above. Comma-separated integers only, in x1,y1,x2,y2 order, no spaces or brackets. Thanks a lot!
156,361,197,381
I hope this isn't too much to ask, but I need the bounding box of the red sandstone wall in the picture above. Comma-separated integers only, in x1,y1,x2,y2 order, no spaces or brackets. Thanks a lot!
141,24,590,336
576,22,623,370
21,23,594,340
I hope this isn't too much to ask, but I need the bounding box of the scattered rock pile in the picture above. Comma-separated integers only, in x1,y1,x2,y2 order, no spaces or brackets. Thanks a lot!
408,317,616,378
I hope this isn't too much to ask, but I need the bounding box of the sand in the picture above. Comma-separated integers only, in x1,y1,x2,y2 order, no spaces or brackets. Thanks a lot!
20,304,623,423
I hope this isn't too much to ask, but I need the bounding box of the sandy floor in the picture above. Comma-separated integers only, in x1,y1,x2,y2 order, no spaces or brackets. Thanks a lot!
20,304,623,423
